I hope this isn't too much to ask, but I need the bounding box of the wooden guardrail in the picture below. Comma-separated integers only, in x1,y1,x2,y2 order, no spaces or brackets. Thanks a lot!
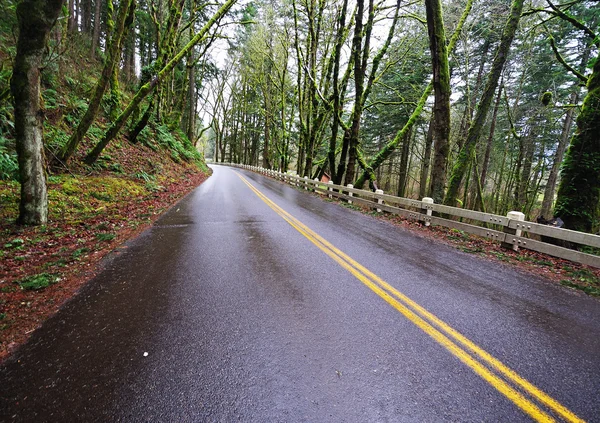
223,163,600,269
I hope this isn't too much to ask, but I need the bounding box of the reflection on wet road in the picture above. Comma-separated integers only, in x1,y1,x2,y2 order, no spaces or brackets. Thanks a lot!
2,165,600,422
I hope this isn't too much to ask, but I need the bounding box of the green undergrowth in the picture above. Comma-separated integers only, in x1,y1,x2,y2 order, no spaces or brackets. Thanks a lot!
17,273,61,291
0,175,149,224
560,267,600,296
1,32,207,182
138,124,207,169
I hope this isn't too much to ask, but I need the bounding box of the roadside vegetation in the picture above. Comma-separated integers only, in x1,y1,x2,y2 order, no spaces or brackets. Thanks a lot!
0,0,229,360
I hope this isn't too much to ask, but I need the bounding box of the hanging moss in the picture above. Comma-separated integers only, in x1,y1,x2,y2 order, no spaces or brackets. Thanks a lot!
541,91,553,106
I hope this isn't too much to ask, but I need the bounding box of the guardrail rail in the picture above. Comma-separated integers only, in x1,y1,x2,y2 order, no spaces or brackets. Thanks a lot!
222,163,600,269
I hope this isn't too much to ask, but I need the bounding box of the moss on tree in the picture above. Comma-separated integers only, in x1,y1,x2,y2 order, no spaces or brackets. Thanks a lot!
554,58,600,233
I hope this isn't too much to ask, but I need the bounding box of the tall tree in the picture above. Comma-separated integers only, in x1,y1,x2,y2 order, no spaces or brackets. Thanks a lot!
85,0,237,164
91,0,103,57
553,3,600,232
354,0,473,189
424,0,451,203
11,0,66,225
53,0,136,166
443,0,525,206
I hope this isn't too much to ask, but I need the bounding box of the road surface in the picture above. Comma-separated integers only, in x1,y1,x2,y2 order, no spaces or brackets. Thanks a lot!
2,165,599,422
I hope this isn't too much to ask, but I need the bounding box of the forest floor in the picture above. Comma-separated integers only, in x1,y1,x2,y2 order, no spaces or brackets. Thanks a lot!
0,138,209,362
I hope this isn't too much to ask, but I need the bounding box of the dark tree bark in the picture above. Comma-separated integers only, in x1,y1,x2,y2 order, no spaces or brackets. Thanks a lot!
328,0,349,181
91,0,103,57
68,0,76,33
11,0,65,225
425,0,451,203
514,128,535,211
397,127,412,198
343,0,372,185
128,97,154,143
185,59,196,142
82,0,92,34
443,0,524,206
123,32,134,82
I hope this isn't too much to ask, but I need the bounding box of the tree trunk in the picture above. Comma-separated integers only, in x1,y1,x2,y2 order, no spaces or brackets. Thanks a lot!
476,81,503,211
354,0,473,189
82,0,92,34
54,0,135,166
554,57,600,233
85,0,237,164
123,32,135,82
11,0,65,225
443,0,524,206
68,0,76,33
186,61,196,142
397,127,412,198
515,131,535,211
419,121,433,199
328,0,349,182
262,108,271,168
540,46,591,220
344,0,400,186
425,0,451,204
91,0,103,58
128,97,154,143
457,39,490,150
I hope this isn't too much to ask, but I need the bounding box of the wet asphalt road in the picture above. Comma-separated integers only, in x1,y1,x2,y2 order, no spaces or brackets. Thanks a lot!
2,165,600,422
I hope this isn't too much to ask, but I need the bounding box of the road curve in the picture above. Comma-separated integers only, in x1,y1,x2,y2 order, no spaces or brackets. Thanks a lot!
2,165,599,422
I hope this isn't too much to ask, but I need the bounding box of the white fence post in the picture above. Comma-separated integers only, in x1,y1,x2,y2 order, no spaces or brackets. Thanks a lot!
328,181,334,198
314,178,319,192
503,211,525,251
422,197,434,227
376,189,384,212
304,176,309,190
347,184,354,204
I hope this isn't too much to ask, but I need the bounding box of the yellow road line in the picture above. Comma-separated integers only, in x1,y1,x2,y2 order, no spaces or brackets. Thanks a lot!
236,172,585,423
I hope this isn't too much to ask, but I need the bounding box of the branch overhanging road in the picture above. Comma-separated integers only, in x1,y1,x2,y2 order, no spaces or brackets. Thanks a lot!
1,165,599,422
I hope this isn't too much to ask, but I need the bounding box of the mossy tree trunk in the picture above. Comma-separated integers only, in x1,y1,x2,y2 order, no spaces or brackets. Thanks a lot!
128,0,185,141
541,45,591,220
11,0,65,225
425,0,451,204
443,0,524,207
54,0,135,166
554,58,600,232
327,0,349,182
85,0,237,165
343,0,401,186
354,0,473,189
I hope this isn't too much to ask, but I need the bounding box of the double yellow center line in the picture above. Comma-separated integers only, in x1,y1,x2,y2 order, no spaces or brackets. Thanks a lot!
237,172,584,423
